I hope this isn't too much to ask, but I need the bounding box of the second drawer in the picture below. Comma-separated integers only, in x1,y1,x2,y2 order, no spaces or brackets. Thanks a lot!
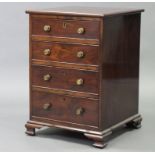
32,41,99,65
32,65,99,94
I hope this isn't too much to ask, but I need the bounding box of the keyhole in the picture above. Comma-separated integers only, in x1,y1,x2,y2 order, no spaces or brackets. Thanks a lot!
63,97,66,101
63,22,67,29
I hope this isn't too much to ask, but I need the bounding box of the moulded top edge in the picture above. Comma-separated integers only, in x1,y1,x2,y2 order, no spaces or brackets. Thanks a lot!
25,6,144,17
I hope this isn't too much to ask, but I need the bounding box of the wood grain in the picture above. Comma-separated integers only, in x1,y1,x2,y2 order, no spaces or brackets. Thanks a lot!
32,41,99,65
31,35,99,45
31,90,99,126
32,59,99,71
31,16,100,39
32,86,99,99
31,65,99,94
100,13,141,130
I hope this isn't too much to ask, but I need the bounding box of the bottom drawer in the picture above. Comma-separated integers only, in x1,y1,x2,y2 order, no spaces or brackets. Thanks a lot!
31,90,99,127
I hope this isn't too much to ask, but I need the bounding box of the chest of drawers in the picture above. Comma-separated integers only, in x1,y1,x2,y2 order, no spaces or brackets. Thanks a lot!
25,7,144,148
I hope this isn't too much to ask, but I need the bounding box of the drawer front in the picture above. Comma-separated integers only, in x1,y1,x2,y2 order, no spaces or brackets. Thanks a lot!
32,41,99,65
32,91,99,126
31,16,100,39
32,65,99,94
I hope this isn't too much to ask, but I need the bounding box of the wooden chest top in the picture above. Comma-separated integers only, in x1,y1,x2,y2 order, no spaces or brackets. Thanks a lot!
26,6,144,17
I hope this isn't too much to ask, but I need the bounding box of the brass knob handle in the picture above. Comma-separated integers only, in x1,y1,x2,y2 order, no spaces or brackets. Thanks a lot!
43,49,51,56
43,103,52,110
77,51,85,58
76,78,84,86
77,27,85,34
76,107,85,115
43,25,51,32
43,74,51,81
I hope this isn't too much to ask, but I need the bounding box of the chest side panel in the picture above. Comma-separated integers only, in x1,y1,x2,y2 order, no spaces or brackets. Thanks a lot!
101,13,141,129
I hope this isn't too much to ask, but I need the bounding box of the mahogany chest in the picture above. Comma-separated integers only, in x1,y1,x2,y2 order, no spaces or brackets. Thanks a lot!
25,7,144,148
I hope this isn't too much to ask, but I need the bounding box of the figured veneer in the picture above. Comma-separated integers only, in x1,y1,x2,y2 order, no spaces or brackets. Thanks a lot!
32,41,99,65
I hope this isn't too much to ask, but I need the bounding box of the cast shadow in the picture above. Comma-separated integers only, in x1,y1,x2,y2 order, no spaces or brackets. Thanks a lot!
35,125,135,149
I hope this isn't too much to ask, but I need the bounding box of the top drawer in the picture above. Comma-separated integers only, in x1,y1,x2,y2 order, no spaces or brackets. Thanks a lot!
31,16,100,39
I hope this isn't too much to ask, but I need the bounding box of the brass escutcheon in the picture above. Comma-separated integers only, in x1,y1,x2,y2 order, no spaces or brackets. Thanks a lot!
63,22,67,29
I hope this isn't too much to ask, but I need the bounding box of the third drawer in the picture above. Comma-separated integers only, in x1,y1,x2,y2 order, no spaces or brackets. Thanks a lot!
31,65,99,94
